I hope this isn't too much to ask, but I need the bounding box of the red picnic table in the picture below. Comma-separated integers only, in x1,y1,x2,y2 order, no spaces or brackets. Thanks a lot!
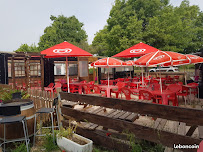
98,85,118,98
130,88,177,105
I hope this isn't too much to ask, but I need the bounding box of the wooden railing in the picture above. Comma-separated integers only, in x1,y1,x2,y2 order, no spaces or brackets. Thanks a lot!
60,92,203,152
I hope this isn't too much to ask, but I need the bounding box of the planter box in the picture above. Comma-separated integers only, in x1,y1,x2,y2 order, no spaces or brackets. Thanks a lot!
57,133,93,152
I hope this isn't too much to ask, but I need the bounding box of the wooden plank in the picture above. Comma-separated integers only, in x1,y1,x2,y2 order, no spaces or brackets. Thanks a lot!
107,110,121,118
113,111,126,119
157,119,167,130
89,124,99,130
186,125,198,136
103,109,116,117
198,126,203,139
91,107,104,114
119,112,131,120
125,113,139,122
61,106,200,151
60,92,203,126
178,123,186,135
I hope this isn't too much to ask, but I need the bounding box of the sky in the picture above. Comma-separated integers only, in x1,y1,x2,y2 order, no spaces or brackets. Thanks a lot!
0,0,202,52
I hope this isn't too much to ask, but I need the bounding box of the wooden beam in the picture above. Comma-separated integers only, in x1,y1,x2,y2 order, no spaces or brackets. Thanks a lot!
11,56,16,89
60,93,203,126
40,56,44,89
61,106,200,152
186,126,198,136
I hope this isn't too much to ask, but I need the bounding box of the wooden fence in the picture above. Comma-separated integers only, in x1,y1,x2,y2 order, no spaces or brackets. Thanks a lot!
60,92,203,152
27,88,58,110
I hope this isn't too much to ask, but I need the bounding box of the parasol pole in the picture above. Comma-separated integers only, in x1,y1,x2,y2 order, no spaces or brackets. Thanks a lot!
142,67,144,86
66,57,70,93
184,65,187,85
159,65,162,93
108,67,110,87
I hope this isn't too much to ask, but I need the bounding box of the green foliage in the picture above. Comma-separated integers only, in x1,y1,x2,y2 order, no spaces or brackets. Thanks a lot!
43,134,58,152
11,142,29,152
57,120,77,140
0,88,29,101
15,43,39,52
92,0,203,56
123,130,164,152
38,15,88,51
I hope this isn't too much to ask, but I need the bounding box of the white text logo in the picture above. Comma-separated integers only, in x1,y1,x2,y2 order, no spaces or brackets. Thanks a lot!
130,49,146,53
153,55,165,60
53,48,72,53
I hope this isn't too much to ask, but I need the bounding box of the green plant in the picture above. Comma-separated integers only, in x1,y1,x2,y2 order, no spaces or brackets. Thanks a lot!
0,89,30,101
43,134,59,152
57,120,77,140
11,142,29,152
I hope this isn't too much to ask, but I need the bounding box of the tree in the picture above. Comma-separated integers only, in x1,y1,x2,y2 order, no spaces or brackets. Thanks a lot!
38,15,88,51
144,0,203,53
15,43,39,52
92,0,203,56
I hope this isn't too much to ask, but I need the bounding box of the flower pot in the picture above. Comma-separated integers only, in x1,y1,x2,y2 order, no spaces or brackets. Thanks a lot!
56,133,93,152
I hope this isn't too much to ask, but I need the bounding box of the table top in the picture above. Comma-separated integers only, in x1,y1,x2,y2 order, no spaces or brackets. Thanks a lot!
98,85,118,89
150,89,175,96
1,100,33,107
184,85,198,88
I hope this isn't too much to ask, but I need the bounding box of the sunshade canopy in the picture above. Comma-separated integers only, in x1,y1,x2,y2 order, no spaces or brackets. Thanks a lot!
134,50,187,67
112,42,159,58
91,57,125,68
123,60,135,66
40,41,92,58
163,54,203,66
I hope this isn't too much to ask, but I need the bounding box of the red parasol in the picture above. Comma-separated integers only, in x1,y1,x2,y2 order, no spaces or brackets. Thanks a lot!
41,41,93,92
91,57,125,86
134,50,187,92
134,50,187,67
112,42,159,58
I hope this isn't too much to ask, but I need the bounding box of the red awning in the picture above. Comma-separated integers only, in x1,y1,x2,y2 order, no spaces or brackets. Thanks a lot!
40,41,92,58
112,42,159,58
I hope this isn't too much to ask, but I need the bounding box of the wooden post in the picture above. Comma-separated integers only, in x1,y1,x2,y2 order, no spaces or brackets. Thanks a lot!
11,56,16,89
93,67,95,82
40,56,44,90
24,57,28,90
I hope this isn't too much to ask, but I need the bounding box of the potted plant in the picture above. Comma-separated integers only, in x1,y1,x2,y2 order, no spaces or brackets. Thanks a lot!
56,121,93,152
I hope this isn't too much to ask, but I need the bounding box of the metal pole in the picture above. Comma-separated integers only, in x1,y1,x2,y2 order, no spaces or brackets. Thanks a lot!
66,57,70,93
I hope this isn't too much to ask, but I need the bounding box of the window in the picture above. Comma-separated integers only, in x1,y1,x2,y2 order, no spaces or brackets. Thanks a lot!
79,61,88,77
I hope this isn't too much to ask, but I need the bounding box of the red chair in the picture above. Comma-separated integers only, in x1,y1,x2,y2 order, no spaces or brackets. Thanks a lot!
100,80,107,85
148,83,161,91
176,81,183,85
80,80,87,83
61,84,79,93
82,84,92,94
44,83,55,92
120,87,133,100
151,79,159,84
111,82,126,98
187,82,199,97
165,77,174,84
92,85,106,97
117,78,125,82
69,84,79,93
166,84,182,106
53,83,62,93
129,83,137,89
177,86,189,105
139,90,156,103
88,81,95,90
